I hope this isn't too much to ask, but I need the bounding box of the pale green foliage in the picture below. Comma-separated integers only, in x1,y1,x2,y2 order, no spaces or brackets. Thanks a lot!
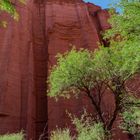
104,1,140,136
120,95,140,139
105,0,140,42
50,112,105,140
48,44,140,98
95,0,140,81
0,132,24,140
71,113,105,140
0,0,19,20
120,107,140,139
0,0,25,27
48,48,95,98
122,95,140,110
93,43,140,82
50,129,72,140
76,123,104,140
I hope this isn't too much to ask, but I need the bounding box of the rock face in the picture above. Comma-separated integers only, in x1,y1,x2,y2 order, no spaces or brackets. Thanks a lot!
0,0,111,139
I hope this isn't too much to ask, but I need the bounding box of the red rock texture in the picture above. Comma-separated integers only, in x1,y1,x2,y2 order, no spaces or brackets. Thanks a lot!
0,1,36,138
0,0,128,139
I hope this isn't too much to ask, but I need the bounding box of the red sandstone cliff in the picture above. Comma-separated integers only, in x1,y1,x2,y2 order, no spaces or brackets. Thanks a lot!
0,0,111,139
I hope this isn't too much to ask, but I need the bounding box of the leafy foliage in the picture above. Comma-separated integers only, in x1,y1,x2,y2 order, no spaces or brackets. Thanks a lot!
0,0,25,27
48,49,95,98
50,112,105,140
0,0,18,20
76,122,104,140
105,0,140,42
50,129,72,140
93,43,140,83
71,113,105,140
103,1,140,87
0,132,24,140
121,107,140,134
48,43,140,97
120,96,140,139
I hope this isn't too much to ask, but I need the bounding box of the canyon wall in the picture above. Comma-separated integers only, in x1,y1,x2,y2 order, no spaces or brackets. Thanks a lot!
0,0,115,139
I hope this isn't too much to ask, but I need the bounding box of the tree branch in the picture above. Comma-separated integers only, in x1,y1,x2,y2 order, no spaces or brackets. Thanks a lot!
85,89,105,125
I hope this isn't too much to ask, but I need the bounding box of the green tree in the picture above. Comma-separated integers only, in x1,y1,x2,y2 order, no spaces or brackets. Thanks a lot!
50,112,105,140
48,43,140,133
105,0,140,38
104,1,140,137
48,0,140,139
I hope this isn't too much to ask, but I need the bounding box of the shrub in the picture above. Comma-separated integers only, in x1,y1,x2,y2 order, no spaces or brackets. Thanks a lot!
71,112,105,140
50,112,105,140
50,128,72,140
0,132,24,140
120,96,140,140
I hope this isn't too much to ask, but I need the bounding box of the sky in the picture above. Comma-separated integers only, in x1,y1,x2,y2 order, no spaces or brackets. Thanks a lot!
84,0,112,9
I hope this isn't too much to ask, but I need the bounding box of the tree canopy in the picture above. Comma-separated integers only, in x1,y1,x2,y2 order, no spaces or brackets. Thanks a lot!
105,0,140,42
48,43,140,98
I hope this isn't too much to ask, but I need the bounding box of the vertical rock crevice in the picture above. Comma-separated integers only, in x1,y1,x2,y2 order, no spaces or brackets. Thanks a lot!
32,0,48,139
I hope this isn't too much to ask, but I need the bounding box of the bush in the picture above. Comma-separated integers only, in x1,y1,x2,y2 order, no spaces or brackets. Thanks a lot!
0,132,24,140
76,122,104,140
50,129,72,140
50,112,105,140
71,113,105,140
120,97,140,140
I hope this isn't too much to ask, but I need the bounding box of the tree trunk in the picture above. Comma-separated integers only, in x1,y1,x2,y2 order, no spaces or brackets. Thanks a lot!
128,133,135,140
